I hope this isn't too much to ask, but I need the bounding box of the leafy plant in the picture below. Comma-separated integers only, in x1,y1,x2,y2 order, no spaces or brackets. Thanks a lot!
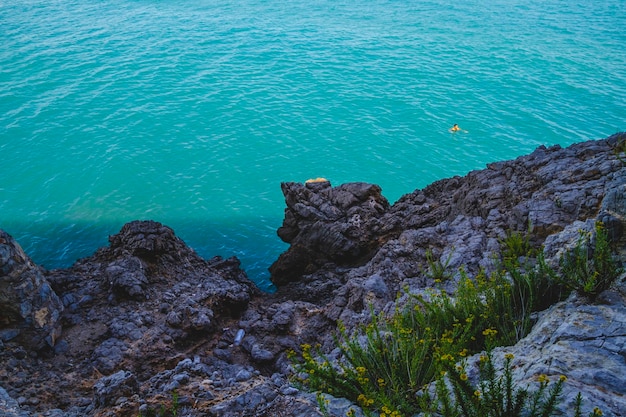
558,222,622,300
498,226,567,321
292,267,548,415
611,133,626,164
422,350,568,417
500,228,536,268
293,306,445,415
425,248,454,282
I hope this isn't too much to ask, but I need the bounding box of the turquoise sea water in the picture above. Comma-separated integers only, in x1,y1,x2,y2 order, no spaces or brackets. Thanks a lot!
1,0,625,291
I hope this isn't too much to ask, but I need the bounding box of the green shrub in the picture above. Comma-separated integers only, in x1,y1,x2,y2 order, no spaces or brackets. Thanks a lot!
612,133,626,164
558,222,622,300
292,267,546,415
421,349,604,417
500,228,536,268
425,248,454,282
498,227,565,313
293,304,446,415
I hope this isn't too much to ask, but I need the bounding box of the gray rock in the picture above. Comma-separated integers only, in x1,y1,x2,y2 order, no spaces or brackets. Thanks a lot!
270,302,295,331
209,379,280,416
92,338,129,374
363,273,389,299
476,281,626,417
0,230,64,351
0,385,30,417
311,393,367,417
235,368,253,382
93,370,138,408
105,257,148,300
270,181,390,285
251,343,275,362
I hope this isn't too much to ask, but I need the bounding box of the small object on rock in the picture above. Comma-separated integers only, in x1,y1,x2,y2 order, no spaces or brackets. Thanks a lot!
305,177,328,183
234,328,245,346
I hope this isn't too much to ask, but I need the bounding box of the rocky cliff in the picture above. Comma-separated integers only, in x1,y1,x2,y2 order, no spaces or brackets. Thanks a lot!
1,133,625,417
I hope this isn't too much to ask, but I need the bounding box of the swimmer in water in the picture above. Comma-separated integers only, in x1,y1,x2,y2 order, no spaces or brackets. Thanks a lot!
449,124,467,133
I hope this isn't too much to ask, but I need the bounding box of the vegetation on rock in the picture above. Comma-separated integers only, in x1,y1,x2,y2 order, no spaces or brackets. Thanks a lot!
292,223,622,417
558,222,623,300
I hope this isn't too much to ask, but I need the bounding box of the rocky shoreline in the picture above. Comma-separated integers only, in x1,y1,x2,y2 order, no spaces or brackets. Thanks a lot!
1,133,625,417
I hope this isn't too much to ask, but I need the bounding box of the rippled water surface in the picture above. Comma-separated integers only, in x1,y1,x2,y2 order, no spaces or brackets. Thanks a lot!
1,0,625,290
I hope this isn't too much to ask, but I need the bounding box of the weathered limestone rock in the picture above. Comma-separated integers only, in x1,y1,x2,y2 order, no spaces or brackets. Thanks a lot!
479,279,626,417
0,230,63,351
105,257,148,300
0,221,263,417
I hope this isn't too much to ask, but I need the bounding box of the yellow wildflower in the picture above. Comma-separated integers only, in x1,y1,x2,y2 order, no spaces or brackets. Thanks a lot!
482,328,498,337
440,353,455,362
537,374,549,384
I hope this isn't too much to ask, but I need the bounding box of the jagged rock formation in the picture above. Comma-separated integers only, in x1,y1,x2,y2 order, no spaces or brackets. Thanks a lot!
0,230,64,351
272,135,625,290
270,181,390,286
1,221,260,416
0,134,625,417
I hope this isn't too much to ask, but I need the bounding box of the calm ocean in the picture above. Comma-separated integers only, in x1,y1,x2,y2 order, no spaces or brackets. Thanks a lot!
1,0,625,290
